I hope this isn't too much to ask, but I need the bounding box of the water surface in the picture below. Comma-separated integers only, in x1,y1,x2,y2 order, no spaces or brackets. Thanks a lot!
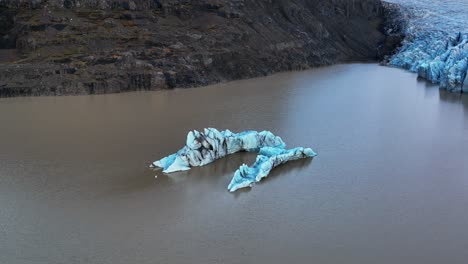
1,64,468,264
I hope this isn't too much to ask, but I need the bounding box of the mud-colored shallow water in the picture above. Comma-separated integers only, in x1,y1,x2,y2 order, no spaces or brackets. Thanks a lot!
1,64,467,264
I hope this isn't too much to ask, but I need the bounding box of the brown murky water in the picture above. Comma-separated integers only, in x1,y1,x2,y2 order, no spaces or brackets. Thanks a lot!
1,64,468,264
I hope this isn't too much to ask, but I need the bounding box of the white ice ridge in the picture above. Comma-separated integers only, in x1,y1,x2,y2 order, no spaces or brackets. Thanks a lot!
228,147,317,192
150,128,316,191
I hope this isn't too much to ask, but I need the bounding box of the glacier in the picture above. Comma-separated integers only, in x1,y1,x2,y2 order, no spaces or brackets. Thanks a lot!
386,0,468,92
228,147,317,192
150,128,316,191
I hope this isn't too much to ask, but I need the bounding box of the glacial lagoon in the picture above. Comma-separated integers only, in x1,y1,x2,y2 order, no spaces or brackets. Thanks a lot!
1,64,468,264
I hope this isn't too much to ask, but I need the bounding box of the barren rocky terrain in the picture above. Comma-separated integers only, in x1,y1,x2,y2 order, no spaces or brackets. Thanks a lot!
0,0,403,96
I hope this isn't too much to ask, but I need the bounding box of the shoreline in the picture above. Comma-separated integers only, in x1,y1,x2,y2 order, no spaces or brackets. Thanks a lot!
0,62,396,100
0,0,403,97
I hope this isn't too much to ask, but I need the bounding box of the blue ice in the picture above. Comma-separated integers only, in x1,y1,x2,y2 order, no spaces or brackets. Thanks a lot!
150,128,316,191
386,0,468,92
228,147,317,192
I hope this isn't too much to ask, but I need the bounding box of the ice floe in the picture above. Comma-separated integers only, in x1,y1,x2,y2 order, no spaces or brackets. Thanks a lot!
150,128,316,191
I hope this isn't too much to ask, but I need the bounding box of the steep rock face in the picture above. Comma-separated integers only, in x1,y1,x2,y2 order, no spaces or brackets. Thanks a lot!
0,0,401,96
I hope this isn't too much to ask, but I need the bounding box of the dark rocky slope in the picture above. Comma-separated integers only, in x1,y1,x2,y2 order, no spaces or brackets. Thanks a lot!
0,0,402,96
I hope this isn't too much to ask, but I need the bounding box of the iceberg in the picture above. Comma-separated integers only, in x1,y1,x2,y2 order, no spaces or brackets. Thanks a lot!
227,147,317,192
386,0,468,92
150,128,286,173
150,128,317,191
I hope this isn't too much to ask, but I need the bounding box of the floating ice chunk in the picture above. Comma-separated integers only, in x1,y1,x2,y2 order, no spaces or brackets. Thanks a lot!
227,147,317,192
150,128,286,173
150,128,317,191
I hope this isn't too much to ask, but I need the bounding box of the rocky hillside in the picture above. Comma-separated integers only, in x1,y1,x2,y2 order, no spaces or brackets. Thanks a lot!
0,0,403,96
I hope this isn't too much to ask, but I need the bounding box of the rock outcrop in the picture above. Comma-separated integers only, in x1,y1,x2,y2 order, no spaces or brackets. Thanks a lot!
0,0,402,97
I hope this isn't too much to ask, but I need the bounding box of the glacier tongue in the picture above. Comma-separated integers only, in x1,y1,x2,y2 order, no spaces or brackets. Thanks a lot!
390,32,468,92
463,72,468,91
150,128,316,191
386,0,468,92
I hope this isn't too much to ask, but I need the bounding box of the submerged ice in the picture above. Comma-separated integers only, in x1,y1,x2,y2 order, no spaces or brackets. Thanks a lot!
150,128,316,191
386,0,468,92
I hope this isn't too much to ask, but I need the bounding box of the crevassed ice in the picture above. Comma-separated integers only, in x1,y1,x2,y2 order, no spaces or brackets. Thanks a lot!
150,128,286,173
386,0,468,92
150,128,316,191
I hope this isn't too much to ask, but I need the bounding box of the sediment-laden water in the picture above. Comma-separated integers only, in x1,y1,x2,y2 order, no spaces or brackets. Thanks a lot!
1,64,468,264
